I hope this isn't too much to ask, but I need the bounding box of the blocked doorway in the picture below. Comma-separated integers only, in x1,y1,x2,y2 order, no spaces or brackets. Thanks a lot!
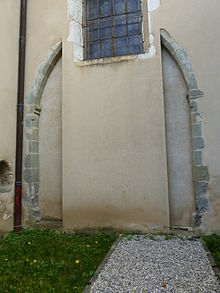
39,58,62,221
162,46,195,228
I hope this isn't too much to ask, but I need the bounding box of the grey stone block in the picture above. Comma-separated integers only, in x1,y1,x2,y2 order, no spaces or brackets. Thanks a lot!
29,141,39,153
193,212,202,227
30,207,41,221
25,115,39,128
23,194,39,208
196,195,210,212
192,123,202,137
29,183,39,196
160,30,199,90
187,73,198,90
189,100,198,112
25,154,39,168
26,41,61,106
194,181,208,196
191,112,203,123
192,137,205,150
24,168,39,183
25,128,39,141
192,150,203,165
193,165,209,182
188,89,204,99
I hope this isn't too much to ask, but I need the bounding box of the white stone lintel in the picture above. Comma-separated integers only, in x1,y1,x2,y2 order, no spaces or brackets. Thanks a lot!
148,0,160,12
68,0,82,23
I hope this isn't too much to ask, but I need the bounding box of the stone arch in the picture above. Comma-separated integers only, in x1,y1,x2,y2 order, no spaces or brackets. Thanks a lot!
24,42,62,221
161,29,210,228
27,42,62,107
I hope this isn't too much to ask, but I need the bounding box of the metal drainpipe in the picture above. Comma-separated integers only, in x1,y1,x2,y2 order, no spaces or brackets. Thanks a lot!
14,0,27,232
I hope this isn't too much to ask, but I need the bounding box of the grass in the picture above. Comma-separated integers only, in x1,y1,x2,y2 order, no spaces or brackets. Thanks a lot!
0,229,117,293
203,234,220,269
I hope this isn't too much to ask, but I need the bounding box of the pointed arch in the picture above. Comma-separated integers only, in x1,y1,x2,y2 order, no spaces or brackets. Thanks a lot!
24,42,62,222
161,29,210,229
27,41,62,107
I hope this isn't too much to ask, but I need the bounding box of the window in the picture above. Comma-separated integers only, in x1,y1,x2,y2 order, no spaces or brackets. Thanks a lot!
85,0,144,60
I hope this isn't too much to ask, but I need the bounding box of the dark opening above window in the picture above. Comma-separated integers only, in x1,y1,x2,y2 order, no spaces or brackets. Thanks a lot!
86,0,143,60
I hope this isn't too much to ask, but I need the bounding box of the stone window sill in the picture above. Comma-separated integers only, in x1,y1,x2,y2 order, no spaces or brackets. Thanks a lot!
75,48,155,67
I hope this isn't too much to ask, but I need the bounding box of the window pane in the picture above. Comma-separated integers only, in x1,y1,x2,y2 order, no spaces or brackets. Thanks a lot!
127,0,141,13
87,41,99,60
114,37,127,56
127,13,142,35
86,0,143,60
100,39,112,58
113,0,125,15
100,0,111,17
114,15,126,37
128,35,142,55
87,19,98,42
100,17,112,39
86,0,98,19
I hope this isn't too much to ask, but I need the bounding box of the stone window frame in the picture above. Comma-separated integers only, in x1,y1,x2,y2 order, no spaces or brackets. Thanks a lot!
84,0,145,60
68,0,160,64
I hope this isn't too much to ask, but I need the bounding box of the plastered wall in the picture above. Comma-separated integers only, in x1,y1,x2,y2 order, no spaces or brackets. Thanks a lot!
1,0,220,232
162,47,194,228
0,0,65,231
62,49,170,230
0,1,20,232
62,0,170,230
22,0,65,226
39,59,62,221
157,0,220,231
63,0,220,231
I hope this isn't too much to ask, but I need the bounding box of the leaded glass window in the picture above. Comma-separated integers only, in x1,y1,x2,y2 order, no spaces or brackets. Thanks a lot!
86,0,143,60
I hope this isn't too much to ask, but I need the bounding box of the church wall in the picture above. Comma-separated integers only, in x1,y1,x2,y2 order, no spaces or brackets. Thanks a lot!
158,0,220,231
39,59,62,221
62,1,170,231
22,0,65,226
62,47,170,230
0,1,20,232
0,0,220,232
162,47,195,228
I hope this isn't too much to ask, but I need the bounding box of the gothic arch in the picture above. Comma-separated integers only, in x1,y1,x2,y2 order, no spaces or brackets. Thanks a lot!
24,42,62,221
27,42,62,107
161,29,210,228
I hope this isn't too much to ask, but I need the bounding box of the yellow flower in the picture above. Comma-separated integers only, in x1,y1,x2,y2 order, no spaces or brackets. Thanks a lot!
28,242,31,245
5,258,8,261
33,259,37,263
95,241,98,244
75,260,80,264
86,245,90,248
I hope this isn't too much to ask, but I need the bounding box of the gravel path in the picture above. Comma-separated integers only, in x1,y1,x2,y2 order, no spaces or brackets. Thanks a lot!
90,235,220,292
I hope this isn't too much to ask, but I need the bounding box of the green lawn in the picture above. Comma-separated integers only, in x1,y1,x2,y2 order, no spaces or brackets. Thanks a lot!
203,234,220,269
0,229,117,292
